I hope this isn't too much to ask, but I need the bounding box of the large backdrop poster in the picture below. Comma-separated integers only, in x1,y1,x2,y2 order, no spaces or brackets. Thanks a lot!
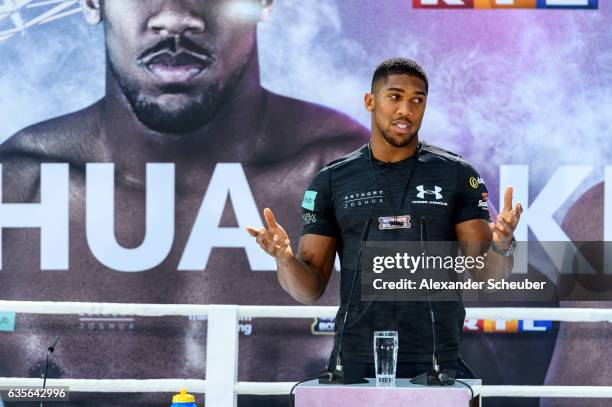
0,1,609,407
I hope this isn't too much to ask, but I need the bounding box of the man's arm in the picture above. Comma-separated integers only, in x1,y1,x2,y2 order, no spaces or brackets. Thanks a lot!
247,208,336,305
456,187,522,282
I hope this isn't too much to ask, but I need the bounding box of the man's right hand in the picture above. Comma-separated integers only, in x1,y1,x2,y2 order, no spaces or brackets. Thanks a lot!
246,208,293,261
247,208,336,304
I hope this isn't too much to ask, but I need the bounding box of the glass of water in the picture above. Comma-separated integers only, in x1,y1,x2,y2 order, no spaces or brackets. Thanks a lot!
373,330,398,386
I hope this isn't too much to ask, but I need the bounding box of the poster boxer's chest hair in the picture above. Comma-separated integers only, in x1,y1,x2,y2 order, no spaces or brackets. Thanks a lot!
0,158,317,380
0,157,307,300
0,105,361,382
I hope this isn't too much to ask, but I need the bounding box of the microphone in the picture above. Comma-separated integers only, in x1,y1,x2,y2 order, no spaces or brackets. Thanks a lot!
410,217,456,386
48,336,60,353
319,218,372,385
41,336,60,407
420,217,439,372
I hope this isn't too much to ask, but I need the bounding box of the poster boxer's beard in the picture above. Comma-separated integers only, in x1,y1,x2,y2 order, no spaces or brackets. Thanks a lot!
126,87,221,134
108,59,247,134
381,129,417,148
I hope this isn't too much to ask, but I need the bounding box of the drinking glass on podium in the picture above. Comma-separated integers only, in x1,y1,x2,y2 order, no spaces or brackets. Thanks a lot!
373,330,398,387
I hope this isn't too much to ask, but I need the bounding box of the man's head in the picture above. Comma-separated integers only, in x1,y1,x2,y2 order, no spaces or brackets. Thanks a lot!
365,58,428,148
81,0,273,134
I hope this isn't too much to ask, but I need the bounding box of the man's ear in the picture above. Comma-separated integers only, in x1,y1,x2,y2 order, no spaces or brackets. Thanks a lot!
80,0,102,25
364,92,375,112
260,0,274,21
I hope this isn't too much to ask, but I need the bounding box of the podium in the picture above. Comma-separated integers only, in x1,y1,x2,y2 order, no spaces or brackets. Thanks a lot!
295,378,481,407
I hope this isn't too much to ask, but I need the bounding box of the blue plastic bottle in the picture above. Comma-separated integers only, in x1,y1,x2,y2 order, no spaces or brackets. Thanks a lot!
171,389,198,407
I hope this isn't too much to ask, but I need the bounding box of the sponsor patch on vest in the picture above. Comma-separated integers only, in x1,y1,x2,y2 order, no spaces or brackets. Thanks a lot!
303,213,317,225
379,215,412,230
302,190,317,211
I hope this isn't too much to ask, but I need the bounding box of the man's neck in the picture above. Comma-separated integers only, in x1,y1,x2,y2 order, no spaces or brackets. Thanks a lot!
369,132,419,163
99,47,265,174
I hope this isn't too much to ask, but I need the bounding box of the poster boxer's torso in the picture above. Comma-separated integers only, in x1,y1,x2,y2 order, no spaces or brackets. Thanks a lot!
0,90,368,391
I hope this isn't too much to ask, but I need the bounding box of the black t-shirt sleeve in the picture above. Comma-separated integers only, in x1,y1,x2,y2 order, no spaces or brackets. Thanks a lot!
453,160,491,225
300,167,339,238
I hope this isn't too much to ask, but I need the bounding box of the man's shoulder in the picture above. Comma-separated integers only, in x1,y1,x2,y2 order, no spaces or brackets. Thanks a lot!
264,90,369,173
0,102,102,163
420,142,462,163
322,145,368,172
0,103,102,201
304,145,368,189
420,142,478,172
265,90,368,145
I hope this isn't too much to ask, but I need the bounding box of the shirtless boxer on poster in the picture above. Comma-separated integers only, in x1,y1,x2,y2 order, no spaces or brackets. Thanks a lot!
0,1,367,406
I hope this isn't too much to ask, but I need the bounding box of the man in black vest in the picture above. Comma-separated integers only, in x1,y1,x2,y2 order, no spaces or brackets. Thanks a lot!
248,57,523,377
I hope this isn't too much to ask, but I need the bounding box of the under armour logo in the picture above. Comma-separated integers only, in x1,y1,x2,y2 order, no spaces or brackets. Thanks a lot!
416,185,443,200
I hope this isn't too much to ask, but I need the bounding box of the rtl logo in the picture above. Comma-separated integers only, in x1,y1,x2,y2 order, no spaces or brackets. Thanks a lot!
464,319,552,333
413,0,598,9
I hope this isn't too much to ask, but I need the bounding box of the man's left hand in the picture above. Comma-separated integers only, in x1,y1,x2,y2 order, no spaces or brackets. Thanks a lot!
489,186,523,249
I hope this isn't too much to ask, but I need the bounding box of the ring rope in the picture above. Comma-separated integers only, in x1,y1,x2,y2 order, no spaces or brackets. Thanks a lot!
1,379,611,398
2,301,612,399
1,301,612,322
0,378,206,393
476,385,612,398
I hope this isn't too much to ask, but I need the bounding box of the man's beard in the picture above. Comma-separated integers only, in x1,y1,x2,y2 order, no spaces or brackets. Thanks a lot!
109,59,247,134
381,129,417,148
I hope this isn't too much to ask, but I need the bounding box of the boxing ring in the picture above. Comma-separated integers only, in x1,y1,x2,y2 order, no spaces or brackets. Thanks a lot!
1,301,612,406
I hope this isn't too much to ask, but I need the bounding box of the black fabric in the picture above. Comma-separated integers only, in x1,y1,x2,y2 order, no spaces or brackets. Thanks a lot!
342,358,476,380
300,143,490,364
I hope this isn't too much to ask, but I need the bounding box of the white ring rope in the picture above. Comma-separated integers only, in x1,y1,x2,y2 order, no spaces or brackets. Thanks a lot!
0,378,206,393
237,305,339,319
1,301,612,322
1,379,612,398
0,301,212,317
476,386,612,398
235,382,298,395
1,301,612,399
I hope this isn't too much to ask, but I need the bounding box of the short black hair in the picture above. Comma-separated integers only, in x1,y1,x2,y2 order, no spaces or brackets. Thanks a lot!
371,57,428,93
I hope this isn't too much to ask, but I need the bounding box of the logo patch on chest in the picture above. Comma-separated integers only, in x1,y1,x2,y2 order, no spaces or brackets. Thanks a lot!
343,190,384,208
378,215,412,230
416,185,443,199
412,185,448,206
469,177,485,189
